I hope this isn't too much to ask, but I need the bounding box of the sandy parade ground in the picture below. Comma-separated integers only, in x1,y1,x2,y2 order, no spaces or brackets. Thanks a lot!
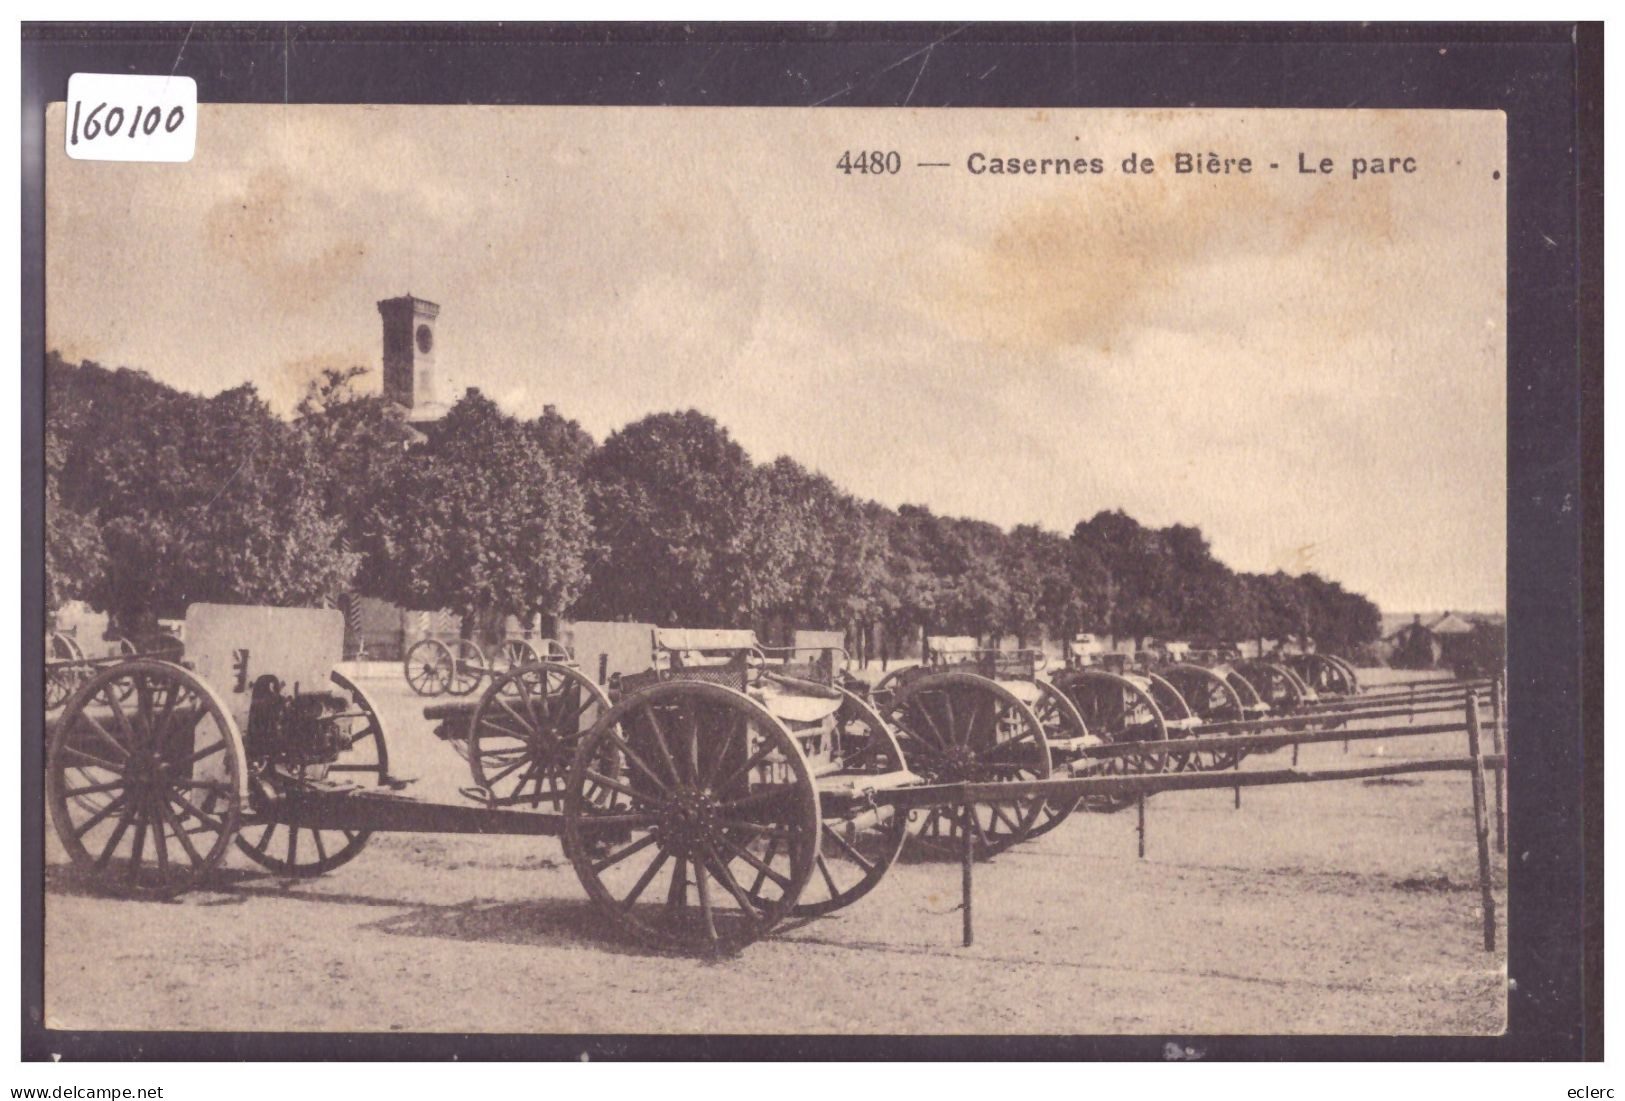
43,667,1507,1036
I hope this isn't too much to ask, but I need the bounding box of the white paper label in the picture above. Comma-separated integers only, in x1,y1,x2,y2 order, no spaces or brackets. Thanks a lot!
65,73,197,163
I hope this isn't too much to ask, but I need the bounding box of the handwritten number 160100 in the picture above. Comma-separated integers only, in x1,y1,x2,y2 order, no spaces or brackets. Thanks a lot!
70,100,186,145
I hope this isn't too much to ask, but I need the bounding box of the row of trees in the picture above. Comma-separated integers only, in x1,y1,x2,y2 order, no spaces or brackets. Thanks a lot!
45,354,1382,653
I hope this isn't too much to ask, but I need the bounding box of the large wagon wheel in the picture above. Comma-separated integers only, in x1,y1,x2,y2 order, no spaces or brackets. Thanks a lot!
883,672,1052,859
46,660,247,896
770,677,911,919
403,638,453,697
445,638,489,697
1162,664,1245,771
1321,654,1361,695
1144,671,1197,726
1270,662,1317,705
468,662,610,808
1139,670,1209,770
869,667,911,709
234,671,392,877
494,639,544,698
1292,653,1355,697
499,638,541,671
100,635,141,704
45,667,74,712
1021,681,1091,841
1051,670,1169,811
1235,661,1305,713
563,681,822,954
1056,670,1170,767
45,633,84,712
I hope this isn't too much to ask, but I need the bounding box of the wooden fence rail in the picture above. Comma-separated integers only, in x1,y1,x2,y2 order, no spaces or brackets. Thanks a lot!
936,688,1506,952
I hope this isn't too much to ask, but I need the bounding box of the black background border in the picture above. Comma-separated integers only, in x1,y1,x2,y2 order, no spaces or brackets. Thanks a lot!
19,21,1603,1061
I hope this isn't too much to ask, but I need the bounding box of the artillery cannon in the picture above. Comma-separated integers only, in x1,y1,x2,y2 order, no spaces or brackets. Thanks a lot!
46,607,947,952
862,636,1065,854
44,601,1410,955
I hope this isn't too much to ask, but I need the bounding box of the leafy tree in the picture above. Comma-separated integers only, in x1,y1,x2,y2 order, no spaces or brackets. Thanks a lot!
48,356,357,625
44,415,105,613
526,406,596,477
1003,524,1104,648
935,516,1011,641
748,457,891,632
1162,523,1257,643
1072,510,1175,648
294,366,418,597
1296,572,1382,652
369,389,590,622
577,410,765,625
881,505,947,640
1244,571,1307,649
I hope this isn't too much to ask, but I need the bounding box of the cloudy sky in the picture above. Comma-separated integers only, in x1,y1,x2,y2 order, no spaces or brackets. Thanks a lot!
46,105,1506,613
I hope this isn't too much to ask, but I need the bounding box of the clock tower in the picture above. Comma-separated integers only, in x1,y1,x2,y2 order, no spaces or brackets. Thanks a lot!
377,294,445,422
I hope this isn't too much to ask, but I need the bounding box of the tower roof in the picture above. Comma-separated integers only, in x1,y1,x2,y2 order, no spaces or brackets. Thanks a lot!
377,294,440,318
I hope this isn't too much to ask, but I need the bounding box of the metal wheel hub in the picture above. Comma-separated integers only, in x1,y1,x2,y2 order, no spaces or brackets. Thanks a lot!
122,751,166,785
936,744,989,780
659,787,721,857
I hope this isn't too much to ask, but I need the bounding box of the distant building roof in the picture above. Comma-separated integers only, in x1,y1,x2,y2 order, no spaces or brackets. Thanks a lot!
1382,611,1483,640
1426,612,1476,635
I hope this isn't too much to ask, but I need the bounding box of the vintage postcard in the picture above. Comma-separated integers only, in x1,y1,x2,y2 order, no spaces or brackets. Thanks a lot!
41,101,1509,1038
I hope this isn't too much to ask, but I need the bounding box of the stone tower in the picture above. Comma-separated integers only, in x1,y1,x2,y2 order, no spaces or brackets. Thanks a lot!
377,294,445,422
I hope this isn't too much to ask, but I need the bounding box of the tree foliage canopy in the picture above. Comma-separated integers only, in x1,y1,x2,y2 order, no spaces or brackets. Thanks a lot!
363,389,591,619
45,353,1384,654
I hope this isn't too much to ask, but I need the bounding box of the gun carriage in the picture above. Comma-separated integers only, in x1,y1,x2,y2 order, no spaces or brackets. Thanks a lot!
46,630,155,712
402,634,490,698
44,602,1396,955
1279,651,1361,697
46,608,941,952
863,636,1070,854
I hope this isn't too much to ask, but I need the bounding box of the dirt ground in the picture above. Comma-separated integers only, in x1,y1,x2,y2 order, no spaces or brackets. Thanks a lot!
43,668,1508,1036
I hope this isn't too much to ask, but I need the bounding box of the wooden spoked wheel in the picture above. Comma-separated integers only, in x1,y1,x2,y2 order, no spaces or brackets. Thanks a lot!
1220,666,1268,715
563,681,821,954
404,638,453,697
1289,653,1358,697
1162,664,1245,771
774,678,912,918
883,672,1052,859
1052,670,1170,811
1322,654,1361,695
1145,671,1197,725
500,638,541,670
469,662,610,808
868,667,911,709
1022,681,1090,841
46,660,247,896
234,671,391,877
45,633,84,712
445,638,488,697
1139,670,1210,772
1235,661,1305,714
108,636,139,703
1274,663,1317,704
495,639,544,697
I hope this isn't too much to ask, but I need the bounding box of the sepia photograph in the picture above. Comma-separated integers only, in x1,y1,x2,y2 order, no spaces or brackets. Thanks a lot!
21,22,1597,1062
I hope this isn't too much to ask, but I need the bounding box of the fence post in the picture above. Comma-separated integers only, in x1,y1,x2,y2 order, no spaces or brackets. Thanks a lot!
1136,793,1147,859
1233,754,1242,810
1490,674,1507,854
1465,693,1497,952
961,802,975,948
